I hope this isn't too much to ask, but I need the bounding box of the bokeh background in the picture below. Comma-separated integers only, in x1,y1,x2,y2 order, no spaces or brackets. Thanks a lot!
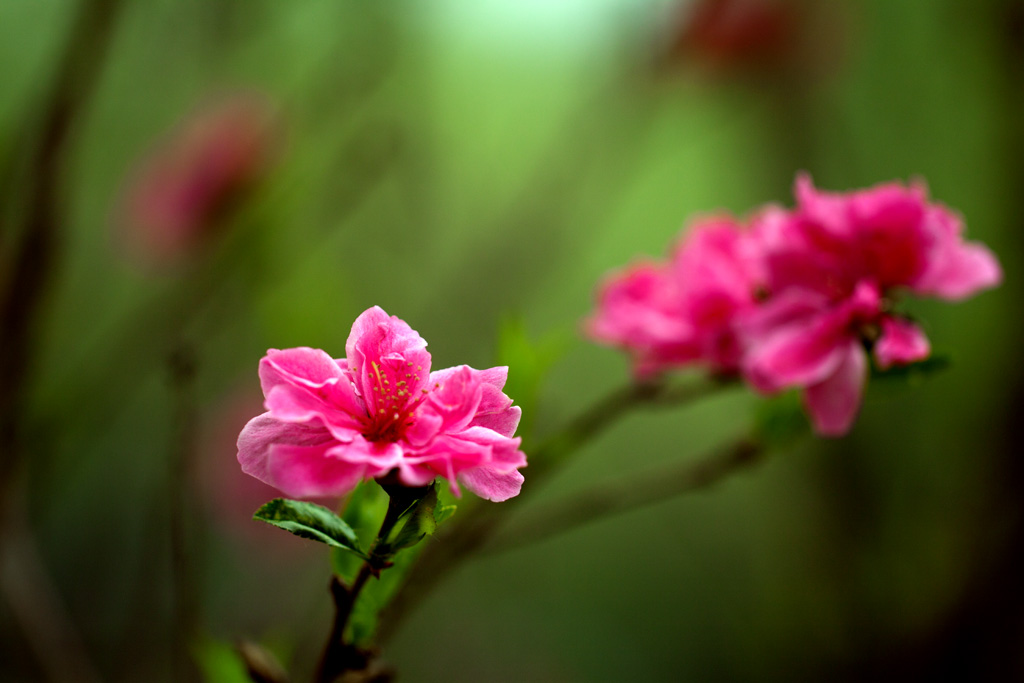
2,0,1022,681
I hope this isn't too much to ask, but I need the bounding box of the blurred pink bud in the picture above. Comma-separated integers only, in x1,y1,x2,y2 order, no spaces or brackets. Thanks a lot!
660,0,797,71
116,92,280,265
654,0,848,81
237,307,528,502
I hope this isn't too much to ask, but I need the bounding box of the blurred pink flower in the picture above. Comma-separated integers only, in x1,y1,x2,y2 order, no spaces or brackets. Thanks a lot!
587,217,763,377
237,307,527,502
743,175,1002,435
117,92,279,264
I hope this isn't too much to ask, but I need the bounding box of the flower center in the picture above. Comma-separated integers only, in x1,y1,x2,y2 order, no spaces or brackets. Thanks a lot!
362,360,431,443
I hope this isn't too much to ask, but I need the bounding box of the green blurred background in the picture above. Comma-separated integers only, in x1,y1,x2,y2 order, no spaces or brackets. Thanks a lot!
2,0,1022,681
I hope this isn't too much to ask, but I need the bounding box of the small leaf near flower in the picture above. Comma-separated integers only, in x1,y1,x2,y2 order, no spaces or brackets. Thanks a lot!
379,484,440,554
253,498,367,558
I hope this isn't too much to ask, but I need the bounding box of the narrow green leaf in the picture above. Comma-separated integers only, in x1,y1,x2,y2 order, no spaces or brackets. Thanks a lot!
377,483,441,555
331,482,389,580
434,504,457,526
254,498,366,557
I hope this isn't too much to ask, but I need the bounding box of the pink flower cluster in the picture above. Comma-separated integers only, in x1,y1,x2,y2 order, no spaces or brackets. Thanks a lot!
238,307,527,502
588,175,1001,436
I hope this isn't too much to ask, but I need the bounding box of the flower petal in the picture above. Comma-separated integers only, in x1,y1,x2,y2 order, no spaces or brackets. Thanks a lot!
259,348,365,434
874,317,930,369
425,365,484,433
743,305,850,392
345,306,432,417
266,443,368,498
459,467,524,502
914,208,1002,300
236,413,334,488
471,367,521,437
802,342,867,437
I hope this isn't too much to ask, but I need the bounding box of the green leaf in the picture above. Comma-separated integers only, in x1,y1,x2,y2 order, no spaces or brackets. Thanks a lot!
332,482,390,580
435,503,457,526
254,498,366,557
381,484,439,554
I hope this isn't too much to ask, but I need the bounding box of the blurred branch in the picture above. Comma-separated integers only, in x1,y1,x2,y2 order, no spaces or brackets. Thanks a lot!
483,434,764,555
0,0,123,487
315,486,418,683
168,344,201,683
32,122,404,443
376,376,736,644
0,2,123,682
0,497,102,683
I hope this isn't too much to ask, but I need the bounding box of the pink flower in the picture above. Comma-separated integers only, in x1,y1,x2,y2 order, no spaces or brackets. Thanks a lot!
117,93,279,265
587,217,763,377
237,307,527,502
744,175,1002,435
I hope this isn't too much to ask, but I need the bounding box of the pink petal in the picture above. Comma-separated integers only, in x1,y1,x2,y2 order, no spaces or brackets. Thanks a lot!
454,426,527,470
259,348,365,434
587,262,695,374
425,365,484,433
403,410,444,448
915,232,1002,300
345,306,432,417
471,366,521,437
474,404,521,439
874,317,931,369
402,427,526,498
259,347,344,392
743,305,851,392
459,467,525,502
266,443,367,498
236,413,335,488
802,342,867,437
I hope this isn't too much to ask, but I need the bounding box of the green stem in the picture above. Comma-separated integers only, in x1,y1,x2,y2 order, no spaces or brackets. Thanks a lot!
314,484,429,682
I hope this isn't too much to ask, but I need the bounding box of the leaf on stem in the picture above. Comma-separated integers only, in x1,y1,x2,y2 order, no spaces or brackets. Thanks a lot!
333,482,389,580
254,498,367,557
380,483,440,554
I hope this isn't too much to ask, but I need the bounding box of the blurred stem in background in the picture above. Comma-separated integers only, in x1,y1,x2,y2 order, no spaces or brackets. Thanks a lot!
168,344,201,683
484,432,765,556
377,375,736,645
0,0,124,680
